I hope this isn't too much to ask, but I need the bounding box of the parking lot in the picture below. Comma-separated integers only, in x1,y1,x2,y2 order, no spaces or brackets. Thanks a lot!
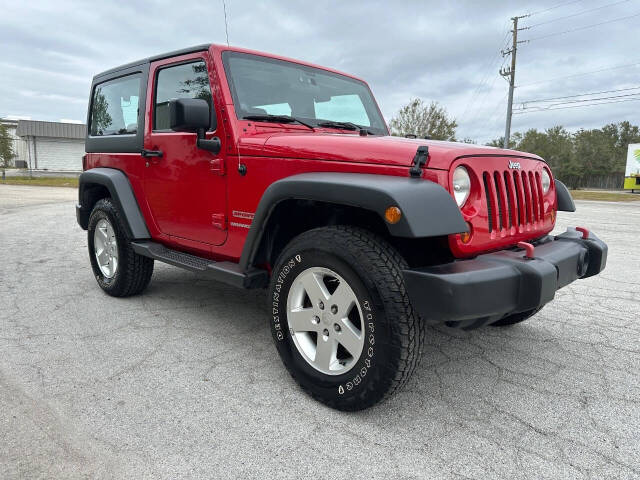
1,184,638,479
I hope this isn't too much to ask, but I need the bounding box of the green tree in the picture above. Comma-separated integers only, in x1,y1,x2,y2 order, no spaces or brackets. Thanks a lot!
0,122,16,180
487,132,522,149
487,122,640,188
90,89,112,135
389,98,458,140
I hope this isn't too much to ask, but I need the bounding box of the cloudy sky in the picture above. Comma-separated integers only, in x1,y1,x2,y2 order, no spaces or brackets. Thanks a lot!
1,0,638,143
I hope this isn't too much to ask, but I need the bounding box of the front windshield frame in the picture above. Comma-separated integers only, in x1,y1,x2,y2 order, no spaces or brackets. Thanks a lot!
221,51,388,135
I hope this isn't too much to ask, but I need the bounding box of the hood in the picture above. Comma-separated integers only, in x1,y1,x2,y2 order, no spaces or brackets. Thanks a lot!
242,132,543,170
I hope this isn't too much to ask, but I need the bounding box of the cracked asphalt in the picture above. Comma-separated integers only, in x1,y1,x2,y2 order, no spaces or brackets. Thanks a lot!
1,184,638,479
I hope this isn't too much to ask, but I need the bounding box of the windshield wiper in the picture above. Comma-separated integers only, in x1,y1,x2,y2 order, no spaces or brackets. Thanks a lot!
242,114,314,131
317,120,372,136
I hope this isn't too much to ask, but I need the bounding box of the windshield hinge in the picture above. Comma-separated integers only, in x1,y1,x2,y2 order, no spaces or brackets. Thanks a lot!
409,146,429,178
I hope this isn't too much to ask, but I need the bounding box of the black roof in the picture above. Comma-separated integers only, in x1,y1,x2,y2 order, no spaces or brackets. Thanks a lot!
94,44,212,79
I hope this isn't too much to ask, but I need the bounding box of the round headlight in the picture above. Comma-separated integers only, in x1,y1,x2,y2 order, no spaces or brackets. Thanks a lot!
452,166,471,207
541,169,551,194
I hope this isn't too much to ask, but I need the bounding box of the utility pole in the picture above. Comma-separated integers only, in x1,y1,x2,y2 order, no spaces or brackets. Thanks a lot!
501,15,528,149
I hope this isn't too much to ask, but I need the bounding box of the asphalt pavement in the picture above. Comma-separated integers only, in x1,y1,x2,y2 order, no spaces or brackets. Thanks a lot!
1,184,638,479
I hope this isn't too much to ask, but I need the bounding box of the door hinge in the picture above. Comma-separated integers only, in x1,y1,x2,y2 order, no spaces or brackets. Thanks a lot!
210,158,226,175
212,213,227,230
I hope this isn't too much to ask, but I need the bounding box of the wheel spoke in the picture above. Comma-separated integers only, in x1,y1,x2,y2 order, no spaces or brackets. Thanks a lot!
98,225,109,242
94,234,105,251
97,249,109,265
329,281,355,316
300,272,330,305
288,308,319,332
314,336,336,370
337,318,362,357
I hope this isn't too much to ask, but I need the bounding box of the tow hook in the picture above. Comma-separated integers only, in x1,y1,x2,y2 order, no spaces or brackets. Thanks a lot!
575,226,590,239
517,241,535,260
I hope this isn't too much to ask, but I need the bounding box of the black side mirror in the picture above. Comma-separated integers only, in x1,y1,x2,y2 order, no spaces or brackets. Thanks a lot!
169,98,210,131
169,98,221,154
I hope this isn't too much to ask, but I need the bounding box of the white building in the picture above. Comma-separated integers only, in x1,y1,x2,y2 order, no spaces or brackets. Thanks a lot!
2,119,86,172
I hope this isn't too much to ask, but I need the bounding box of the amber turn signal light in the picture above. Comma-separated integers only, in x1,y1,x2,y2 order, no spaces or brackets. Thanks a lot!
384,206,402,224
460,222,473,243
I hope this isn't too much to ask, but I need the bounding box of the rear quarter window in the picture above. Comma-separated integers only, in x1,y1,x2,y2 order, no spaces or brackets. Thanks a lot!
90,74,141,136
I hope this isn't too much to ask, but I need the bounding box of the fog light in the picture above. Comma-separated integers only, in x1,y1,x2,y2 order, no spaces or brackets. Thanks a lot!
384,206,402,224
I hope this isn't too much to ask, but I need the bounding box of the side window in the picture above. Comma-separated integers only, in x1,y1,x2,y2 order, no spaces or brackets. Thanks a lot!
154,61,213,130
90,74,141,136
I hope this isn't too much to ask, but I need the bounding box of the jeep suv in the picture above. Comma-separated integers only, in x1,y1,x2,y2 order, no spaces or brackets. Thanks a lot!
76,44,607,410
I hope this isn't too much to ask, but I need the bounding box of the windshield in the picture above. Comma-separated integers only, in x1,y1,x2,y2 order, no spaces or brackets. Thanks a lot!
222,51,388,135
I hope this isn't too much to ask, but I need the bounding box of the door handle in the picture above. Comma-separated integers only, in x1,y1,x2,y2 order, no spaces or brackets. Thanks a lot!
141,149,163,158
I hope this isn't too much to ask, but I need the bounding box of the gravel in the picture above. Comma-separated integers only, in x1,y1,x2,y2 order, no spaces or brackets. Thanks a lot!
1,184,638,479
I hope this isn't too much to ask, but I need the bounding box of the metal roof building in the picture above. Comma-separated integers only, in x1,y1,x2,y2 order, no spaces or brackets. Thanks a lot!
16,120,86,140
14,119,86,172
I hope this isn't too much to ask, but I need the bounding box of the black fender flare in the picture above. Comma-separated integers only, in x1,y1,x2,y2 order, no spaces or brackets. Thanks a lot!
555,180,576,212
239,172,467,270
77,167,150,239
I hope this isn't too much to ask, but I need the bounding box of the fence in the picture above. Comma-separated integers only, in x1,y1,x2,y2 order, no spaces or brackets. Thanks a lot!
558,174,624,190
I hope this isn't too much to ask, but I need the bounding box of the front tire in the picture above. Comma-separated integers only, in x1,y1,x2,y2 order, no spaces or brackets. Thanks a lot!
87,198,154,297
268,226,424,411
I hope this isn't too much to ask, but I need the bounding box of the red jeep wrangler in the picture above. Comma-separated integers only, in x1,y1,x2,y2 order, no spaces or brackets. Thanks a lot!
77,44,607,410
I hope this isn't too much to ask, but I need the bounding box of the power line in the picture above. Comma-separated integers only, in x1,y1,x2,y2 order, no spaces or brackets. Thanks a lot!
526,0,584,17
460,27,511,122
536,92,640,106
524,11,640,42
464,51,510,124
513,96,640,113
516,93,640,111
526,0,630,28
517,60,640,88
520,85,640,104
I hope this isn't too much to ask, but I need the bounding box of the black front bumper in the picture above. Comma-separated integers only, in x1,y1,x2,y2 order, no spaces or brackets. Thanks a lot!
403,228,607,329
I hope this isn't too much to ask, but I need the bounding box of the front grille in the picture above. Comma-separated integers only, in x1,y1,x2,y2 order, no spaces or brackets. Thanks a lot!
482,168,545,233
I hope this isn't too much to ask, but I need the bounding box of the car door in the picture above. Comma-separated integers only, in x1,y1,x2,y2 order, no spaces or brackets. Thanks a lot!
143,52,227,246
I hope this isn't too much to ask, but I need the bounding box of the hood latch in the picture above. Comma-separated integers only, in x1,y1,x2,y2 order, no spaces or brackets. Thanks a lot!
409,146,429,178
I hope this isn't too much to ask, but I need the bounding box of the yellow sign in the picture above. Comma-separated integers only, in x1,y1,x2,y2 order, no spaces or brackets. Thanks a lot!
626,144,640,177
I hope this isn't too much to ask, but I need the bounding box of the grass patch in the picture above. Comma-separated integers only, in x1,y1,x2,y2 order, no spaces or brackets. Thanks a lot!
0,176,78,188
570,190,640,202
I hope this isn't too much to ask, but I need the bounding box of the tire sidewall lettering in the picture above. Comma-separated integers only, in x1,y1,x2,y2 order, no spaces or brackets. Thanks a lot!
270,248,380,397
271,253,303,342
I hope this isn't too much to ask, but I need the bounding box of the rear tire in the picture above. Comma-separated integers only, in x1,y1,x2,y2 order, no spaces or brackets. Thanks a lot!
268,226,424,411
87,198,154,297
489,307,542,327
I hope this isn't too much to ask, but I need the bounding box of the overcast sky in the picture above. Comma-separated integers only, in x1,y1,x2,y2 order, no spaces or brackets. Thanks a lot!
1,0,638,143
